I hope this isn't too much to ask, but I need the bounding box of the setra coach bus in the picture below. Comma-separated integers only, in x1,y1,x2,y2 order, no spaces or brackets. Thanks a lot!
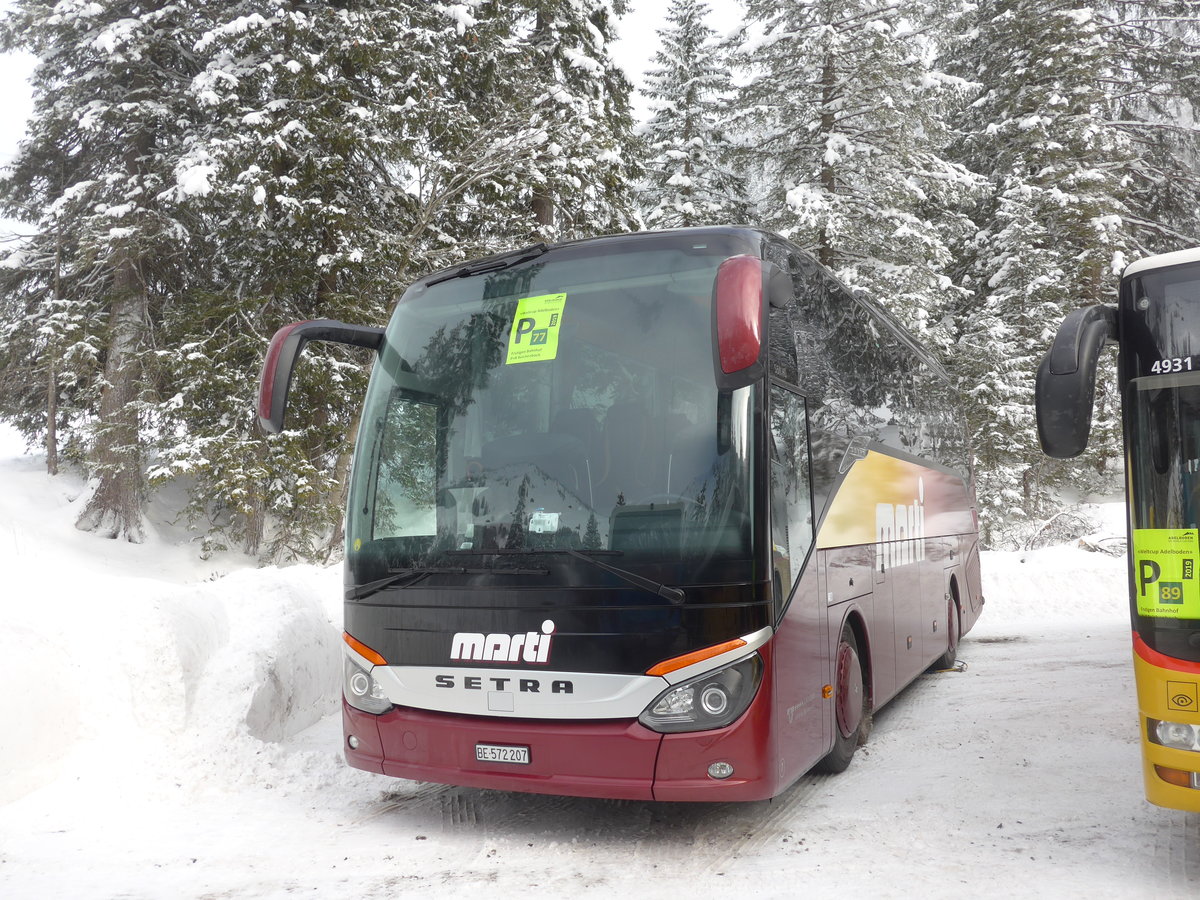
1037,246,1200,811
258,227,983,801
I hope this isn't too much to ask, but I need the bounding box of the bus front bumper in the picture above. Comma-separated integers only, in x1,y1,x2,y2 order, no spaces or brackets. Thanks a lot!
341,690,779,801
1133,635,1200,812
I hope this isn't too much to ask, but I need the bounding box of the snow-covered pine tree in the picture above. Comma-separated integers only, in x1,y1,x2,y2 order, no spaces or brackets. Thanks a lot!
731,0,977,345
0,217,100,477
0,0,208,542
942,0,1146,542
152,1,556,560
508,0,643,240
1097,0,1200,253
641,0,752,228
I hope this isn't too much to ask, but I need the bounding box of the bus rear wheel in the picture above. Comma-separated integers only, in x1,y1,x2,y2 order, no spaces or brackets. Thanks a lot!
816,625,868,774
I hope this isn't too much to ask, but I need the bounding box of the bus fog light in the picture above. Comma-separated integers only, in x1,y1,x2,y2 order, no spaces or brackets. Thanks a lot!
348,735,360,750
1150,718,1200,751
708,761,734,779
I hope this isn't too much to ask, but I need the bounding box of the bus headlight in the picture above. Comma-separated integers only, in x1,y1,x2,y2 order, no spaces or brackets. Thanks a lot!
344,656,393,715
1149,718,1200,752
639,654,763,733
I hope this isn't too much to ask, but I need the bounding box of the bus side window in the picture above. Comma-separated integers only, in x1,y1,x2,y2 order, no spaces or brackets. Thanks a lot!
770,384,815,614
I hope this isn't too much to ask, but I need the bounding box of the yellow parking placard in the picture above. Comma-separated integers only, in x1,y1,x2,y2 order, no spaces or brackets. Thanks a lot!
506,293,567,365
1133,528,1200,619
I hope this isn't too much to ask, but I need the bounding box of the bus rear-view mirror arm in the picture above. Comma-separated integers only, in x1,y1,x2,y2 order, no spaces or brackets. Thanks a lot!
257,319,385,434
1035,304,1117,459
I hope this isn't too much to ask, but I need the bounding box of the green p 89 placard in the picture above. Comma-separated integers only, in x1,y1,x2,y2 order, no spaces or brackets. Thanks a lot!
1133,528,1200,619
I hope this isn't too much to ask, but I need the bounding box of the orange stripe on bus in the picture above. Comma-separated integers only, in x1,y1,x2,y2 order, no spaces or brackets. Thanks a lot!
646,638,747,676
344,631,387,666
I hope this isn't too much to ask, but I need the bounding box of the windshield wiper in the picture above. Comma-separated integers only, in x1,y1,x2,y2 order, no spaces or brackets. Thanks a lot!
426,242,550,286
561,549,686,604
348,565,548,601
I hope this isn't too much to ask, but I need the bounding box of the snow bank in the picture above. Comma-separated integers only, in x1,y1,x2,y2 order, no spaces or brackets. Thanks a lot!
0,425,343,802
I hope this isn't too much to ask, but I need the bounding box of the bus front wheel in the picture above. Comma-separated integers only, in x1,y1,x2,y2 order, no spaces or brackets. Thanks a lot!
932,594,960,671
816,625,869,774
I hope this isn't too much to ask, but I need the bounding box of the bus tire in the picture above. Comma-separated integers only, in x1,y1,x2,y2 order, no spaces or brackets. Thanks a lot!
815,625,868,774
932,593,960,671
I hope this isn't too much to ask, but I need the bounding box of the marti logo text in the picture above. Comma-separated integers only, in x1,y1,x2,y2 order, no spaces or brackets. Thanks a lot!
450,620,556,664
876,477,926,567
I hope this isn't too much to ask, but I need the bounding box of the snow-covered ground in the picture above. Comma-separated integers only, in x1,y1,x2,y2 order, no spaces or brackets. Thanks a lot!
0,425,1197,899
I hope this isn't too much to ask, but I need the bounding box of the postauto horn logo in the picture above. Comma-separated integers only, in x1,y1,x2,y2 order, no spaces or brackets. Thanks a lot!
450,620,556,665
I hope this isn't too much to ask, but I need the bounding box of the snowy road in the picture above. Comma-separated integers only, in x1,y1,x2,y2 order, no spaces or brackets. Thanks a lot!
1,429,1198,898
7,609,1197,899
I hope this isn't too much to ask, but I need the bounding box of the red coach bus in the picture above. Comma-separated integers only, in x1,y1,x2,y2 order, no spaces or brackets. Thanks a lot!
259,227,983,800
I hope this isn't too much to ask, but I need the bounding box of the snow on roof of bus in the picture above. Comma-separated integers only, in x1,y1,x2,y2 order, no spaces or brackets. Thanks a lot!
1123,245,1200,277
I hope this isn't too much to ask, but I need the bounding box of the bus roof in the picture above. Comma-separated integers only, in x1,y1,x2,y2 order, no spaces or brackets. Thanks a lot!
1123,246,1200,278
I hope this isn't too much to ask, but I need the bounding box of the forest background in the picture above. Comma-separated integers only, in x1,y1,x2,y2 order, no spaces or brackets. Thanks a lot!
0,0,1196,561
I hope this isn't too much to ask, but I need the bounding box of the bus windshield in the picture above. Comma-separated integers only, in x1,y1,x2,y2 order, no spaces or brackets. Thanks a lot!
1128,371,1200,657
345,234,759,588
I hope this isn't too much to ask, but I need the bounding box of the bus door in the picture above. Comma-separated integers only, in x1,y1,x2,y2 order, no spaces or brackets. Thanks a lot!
922,537,958,662
886,530,926,686
768,384,828,768
872,536,898,702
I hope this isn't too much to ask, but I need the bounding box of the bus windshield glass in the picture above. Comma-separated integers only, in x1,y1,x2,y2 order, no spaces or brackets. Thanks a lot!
1128,371,1200,652
345,234,759,587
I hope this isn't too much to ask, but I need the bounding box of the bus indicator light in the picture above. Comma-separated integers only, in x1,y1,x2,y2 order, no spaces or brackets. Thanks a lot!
1154,765,1199,789
647,638,747,676
344,631,387,666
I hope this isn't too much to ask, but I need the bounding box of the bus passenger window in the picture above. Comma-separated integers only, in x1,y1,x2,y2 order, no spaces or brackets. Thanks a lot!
770,384,815,602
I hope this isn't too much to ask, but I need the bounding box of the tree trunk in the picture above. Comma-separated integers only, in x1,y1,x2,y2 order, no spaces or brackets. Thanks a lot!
818,52,837,269
46,230,62,476
76,253,147,542
530,8,556,239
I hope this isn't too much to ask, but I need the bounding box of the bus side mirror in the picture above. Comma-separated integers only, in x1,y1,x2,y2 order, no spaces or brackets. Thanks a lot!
1035,304,1117,458
257,319,385,433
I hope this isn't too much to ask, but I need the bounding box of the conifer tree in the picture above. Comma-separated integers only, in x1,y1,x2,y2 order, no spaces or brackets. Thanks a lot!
641,0,751,227
939,0,1200,540
154,2,562,559
1098,0,1200,253
1,1,598,559
0,0,207,541
732,0,976,342
512,0,643,240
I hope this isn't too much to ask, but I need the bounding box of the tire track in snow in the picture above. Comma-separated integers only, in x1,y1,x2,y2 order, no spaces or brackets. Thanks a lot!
1151,810,1200,894
691,775,829,876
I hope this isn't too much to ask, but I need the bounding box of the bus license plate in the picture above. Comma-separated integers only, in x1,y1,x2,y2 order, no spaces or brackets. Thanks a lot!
475,743,530,765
